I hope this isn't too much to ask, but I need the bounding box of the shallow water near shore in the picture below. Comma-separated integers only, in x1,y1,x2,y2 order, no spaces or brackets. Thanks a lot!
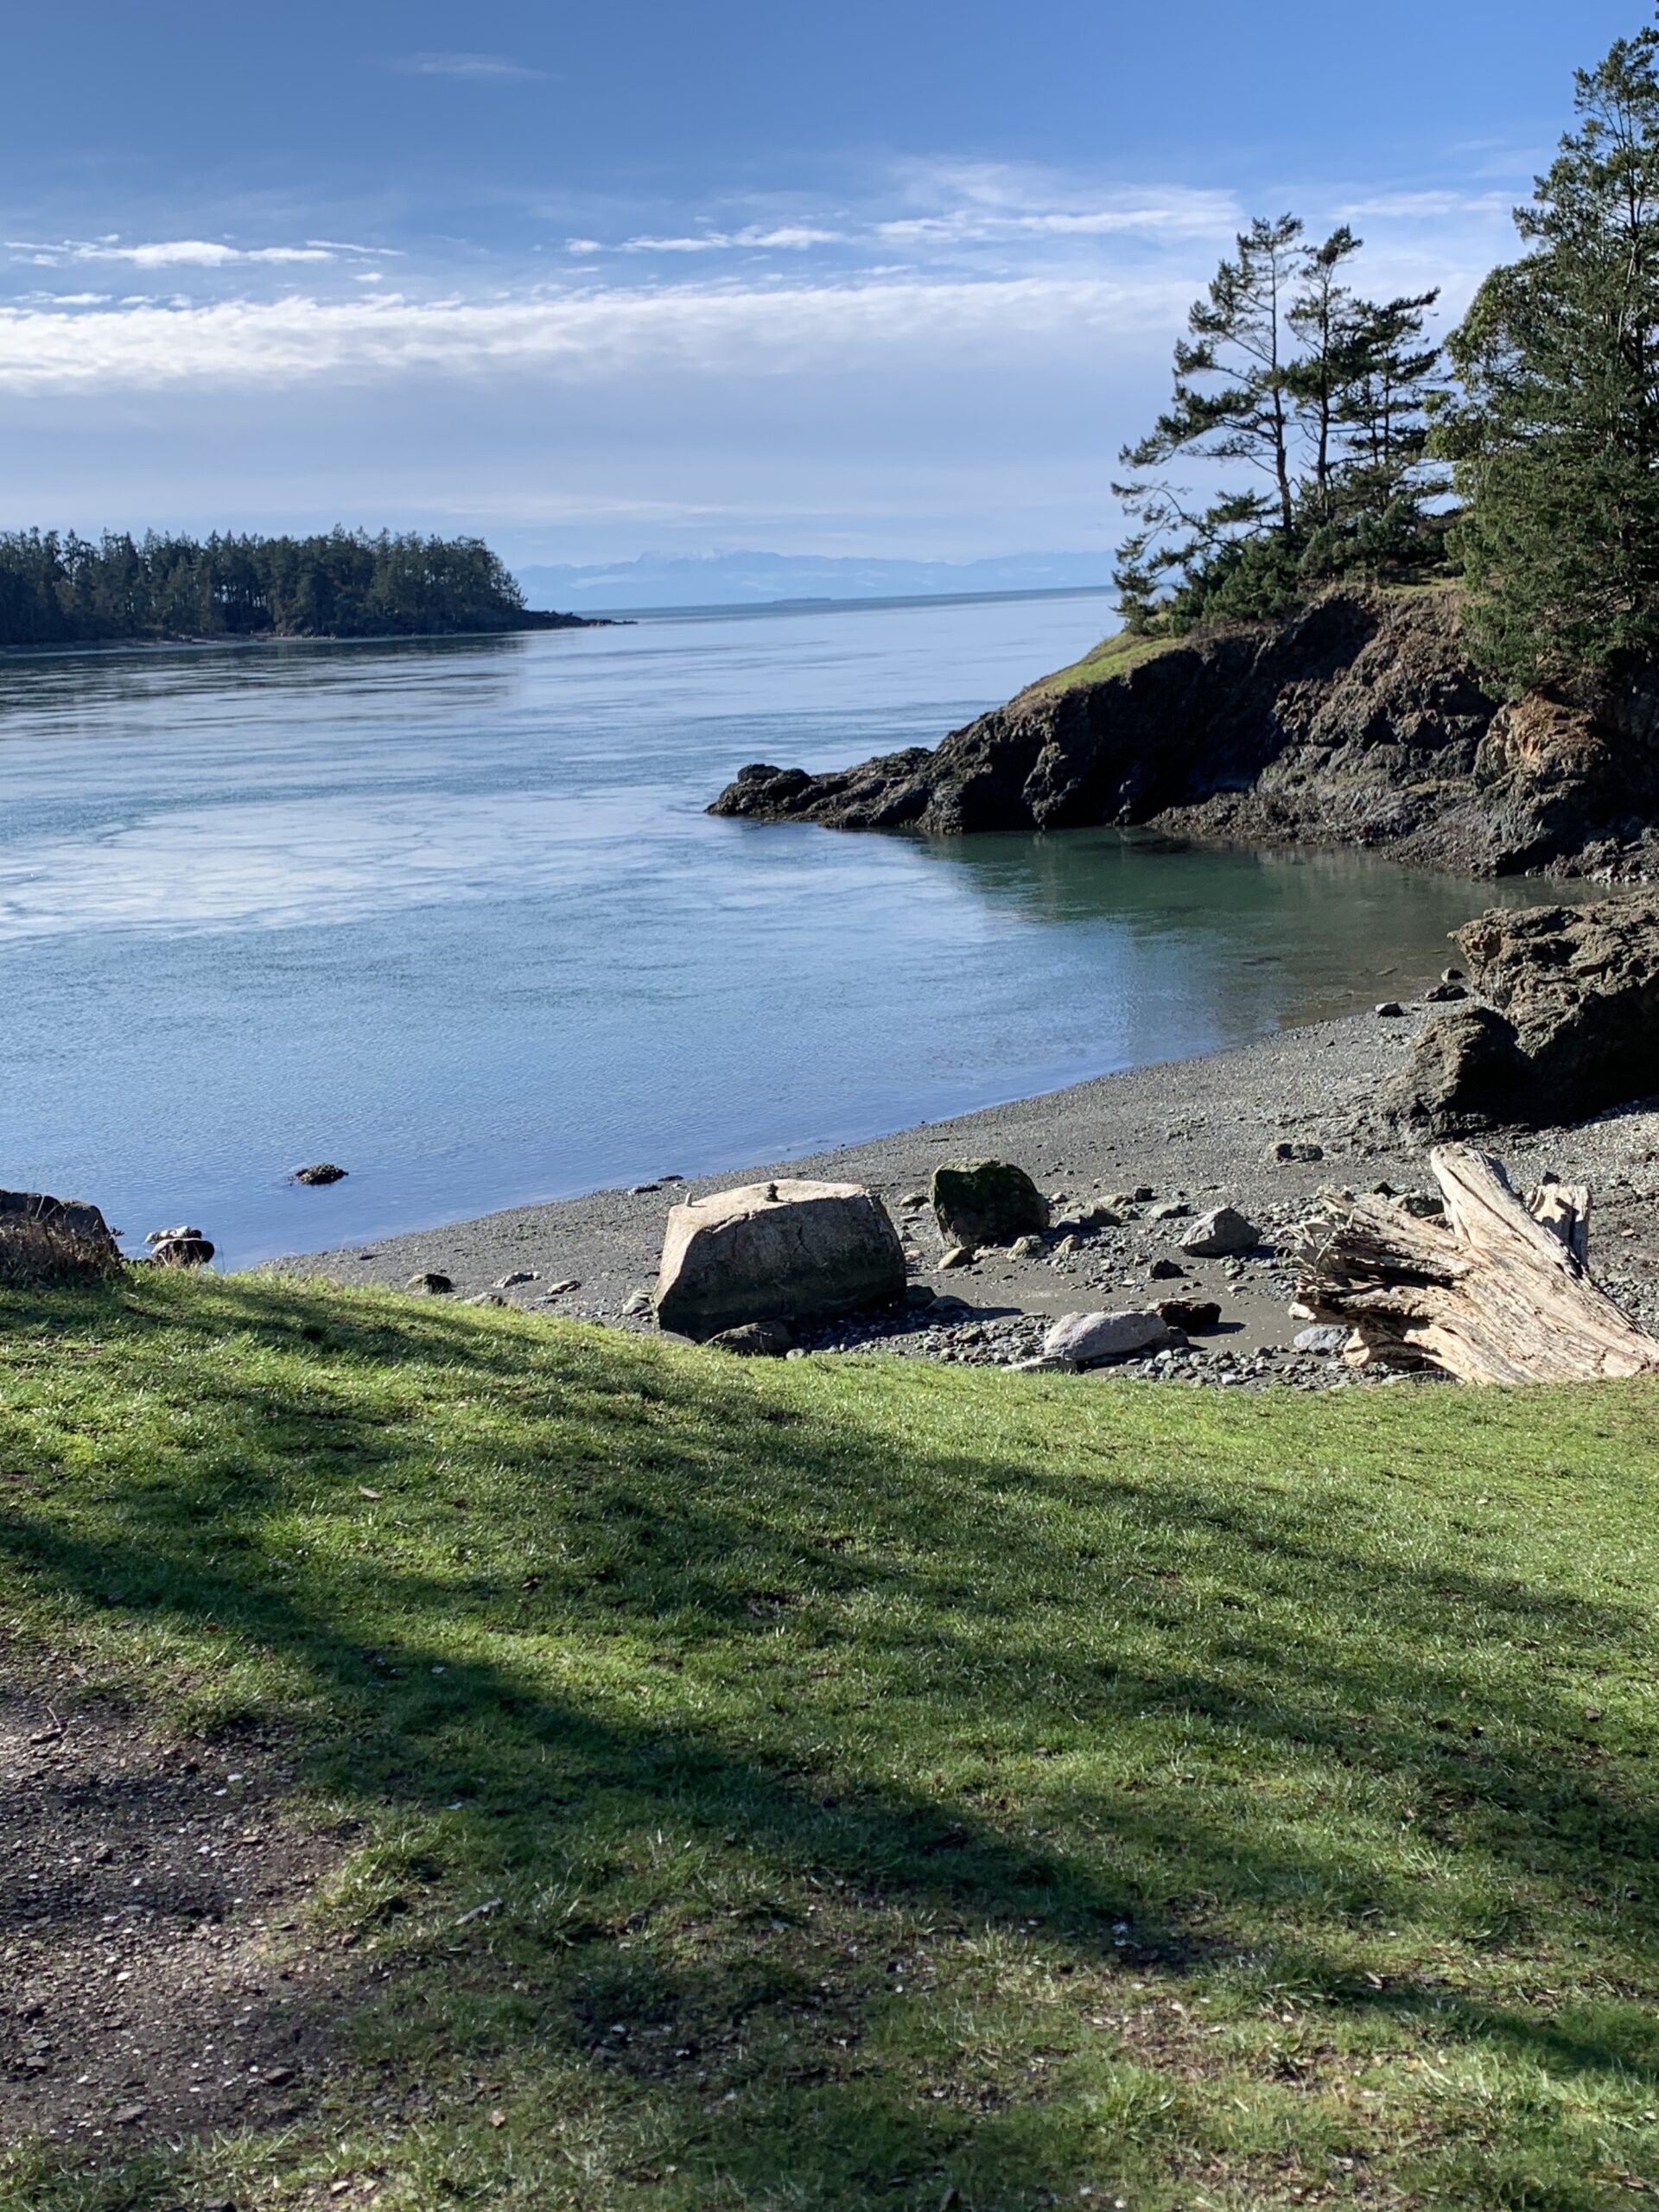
1,594,1563,1267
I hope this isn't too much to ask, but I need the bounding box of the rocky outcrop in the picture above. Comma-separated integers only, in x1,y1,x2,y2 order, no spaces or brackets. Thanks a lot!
653,1179,906,1342
710,587,1659,878
1459,893,1659,1120
1386,892,1659,1133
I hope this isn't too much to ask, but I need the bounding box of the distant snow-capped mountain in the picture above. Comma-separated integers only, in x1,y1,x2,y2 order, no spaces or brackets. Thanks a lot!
515,550,1113,612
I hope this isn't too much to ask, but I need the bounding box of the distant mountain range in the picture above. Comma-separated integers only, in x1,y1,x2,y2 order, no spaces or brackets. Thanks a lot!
514,550,1114,612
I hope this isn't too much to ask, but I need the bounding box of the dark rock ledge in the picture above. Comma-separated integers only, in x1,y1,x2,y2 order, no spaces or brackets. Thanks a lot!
711,586,1659,880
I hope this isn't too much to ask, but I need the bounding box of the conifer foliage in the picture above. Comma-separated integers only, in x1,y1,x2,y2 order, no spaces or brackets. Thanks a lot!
1113,219,1445,632
1440,24,1659,688
0,528,538,650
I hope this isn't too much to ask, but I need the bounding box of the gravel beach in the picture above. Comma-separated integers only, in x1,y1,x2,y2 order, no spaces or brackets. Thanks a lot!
269,998,1659,1386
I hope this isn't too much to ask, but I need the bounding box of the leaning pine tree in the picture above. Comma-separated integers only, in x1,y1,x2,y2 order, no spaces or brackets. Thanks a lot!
1441,22,1659,687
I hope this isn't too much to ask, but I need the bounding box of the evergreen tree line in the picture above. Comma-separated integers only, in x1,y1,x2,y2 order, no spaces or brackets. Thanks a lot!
0,528,537,649
1116,11,1659,692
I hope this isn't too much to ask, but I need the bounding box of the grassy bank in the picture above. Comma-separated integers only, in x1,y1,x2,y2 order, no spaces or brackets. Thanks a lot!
3,1274,1659,2209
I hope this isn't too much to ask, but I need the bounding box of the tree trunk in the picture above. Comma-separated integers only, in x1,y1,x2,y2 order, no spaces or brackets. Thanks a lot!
1295,1145,1659,1383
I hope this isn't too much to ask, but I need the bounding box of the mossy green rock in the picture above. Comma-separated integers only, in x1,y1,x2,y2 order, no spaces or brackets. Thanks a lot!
930,1159,1049,1249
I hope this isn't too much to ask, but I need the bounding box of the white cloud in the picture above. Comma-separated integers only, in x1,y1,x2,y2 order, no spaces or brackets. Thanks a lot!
394,52,543,81
7,237,340,269
1334,189,1513,221
0,276,1173,393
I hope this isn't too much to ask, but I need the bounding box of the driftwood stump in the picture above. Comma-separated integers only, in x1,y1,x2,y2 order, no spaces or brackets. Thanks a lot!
1296,1146,1659,1383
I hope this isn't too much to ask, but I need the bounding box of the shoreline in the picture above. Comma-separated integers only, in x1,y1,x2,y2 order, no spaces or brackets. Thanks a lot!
0,613,610,662
270,997,1659,1381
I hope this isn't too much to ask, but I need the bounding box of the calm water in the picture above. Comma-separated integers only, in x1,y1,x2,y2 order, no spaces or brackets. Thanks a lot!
1,594,1553,1267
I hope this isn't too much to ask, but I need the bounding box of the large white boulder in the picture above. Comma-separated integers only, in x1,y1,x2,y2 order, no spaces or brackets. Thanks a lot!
1040,1309,1173,1368
653,1179,906,1342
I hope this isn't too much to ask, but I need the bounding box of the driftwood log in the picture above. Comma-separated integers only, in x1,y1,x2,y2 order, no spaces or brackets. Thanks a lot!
1296,1145,1659,1384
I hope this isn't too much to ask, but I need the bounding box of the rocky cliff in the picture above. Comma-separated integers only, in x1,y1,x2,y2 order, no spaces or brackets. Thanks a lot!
710,587,1659,878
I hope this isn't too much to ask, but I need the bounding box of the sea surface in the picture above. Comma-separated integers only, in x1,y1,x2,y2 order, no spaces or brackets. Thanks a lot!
2,592,1554,1267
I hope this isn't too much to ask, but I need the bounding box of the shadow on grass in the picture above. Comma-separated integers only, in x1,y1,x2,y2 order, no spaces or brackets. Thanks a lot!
3,1273,1659,2202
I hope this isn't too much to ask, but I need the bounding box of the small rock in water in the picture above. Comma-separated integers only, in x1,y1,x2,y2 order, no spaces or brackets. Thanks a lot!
407,1271,453,1294
147,1224,202,1244
707,1319,793,1357
1294,1325,1350,1355
494,1270,538,1289
1375,1001,1406,1018
292,1163,347,1185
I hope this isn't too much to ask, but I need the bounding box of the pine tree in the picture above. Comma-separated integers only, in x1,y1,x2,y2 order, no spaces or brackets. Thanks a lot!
1441,22,1659,686
1114,220,1446,631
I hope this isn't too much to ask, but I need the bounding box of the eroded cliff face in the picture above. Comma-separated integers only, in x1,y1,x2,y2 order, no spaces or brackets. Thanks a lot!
709,587,1659,878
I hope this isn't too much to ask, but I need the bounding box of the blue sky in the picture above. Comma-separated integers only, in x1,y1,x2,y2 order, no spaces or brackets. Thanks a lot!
2,1,1645,563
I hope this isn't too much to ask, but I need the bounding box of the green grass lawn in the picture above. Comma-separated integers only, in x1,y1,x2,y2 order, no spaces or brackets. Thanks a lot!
4,1274,1659,2210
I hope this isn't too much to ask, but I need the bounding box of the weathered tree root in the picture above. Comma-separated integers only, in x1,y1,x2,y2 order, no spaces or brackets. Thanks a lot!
1296,1145,1659,1383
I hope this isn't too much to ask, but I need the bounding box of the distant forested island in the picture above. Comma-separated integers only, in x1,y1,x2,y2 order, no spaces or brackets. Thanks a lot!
0,528,595,649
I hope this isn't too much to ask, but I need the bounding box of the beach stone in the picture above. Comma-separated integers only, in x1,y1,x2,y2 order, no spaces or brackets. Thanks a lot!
1081,1204,1124,1229
494,1270,538,1289
1147,1256,1185,1281
146,1224,202,1244
621,1289,653,1316
930,1159,1049,1249
904,1283,938,1309
653,1178,906,1342
1294,1325,1351,1355
1382,1005,1531,1135
938,1244,976,1269
292,1163,346,1185
707,1319,794,1357
407,1271,453,1294
1266,1141,1325,1164
1375,1001,1405,1018
1422,982,1468,1003
1009,1232,1047,1259
1147,1199,1191,1220
1041,1309,1173,1367
152,1235,214,1268
1156,1297,1222,1332
1179,1206,1260,1258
